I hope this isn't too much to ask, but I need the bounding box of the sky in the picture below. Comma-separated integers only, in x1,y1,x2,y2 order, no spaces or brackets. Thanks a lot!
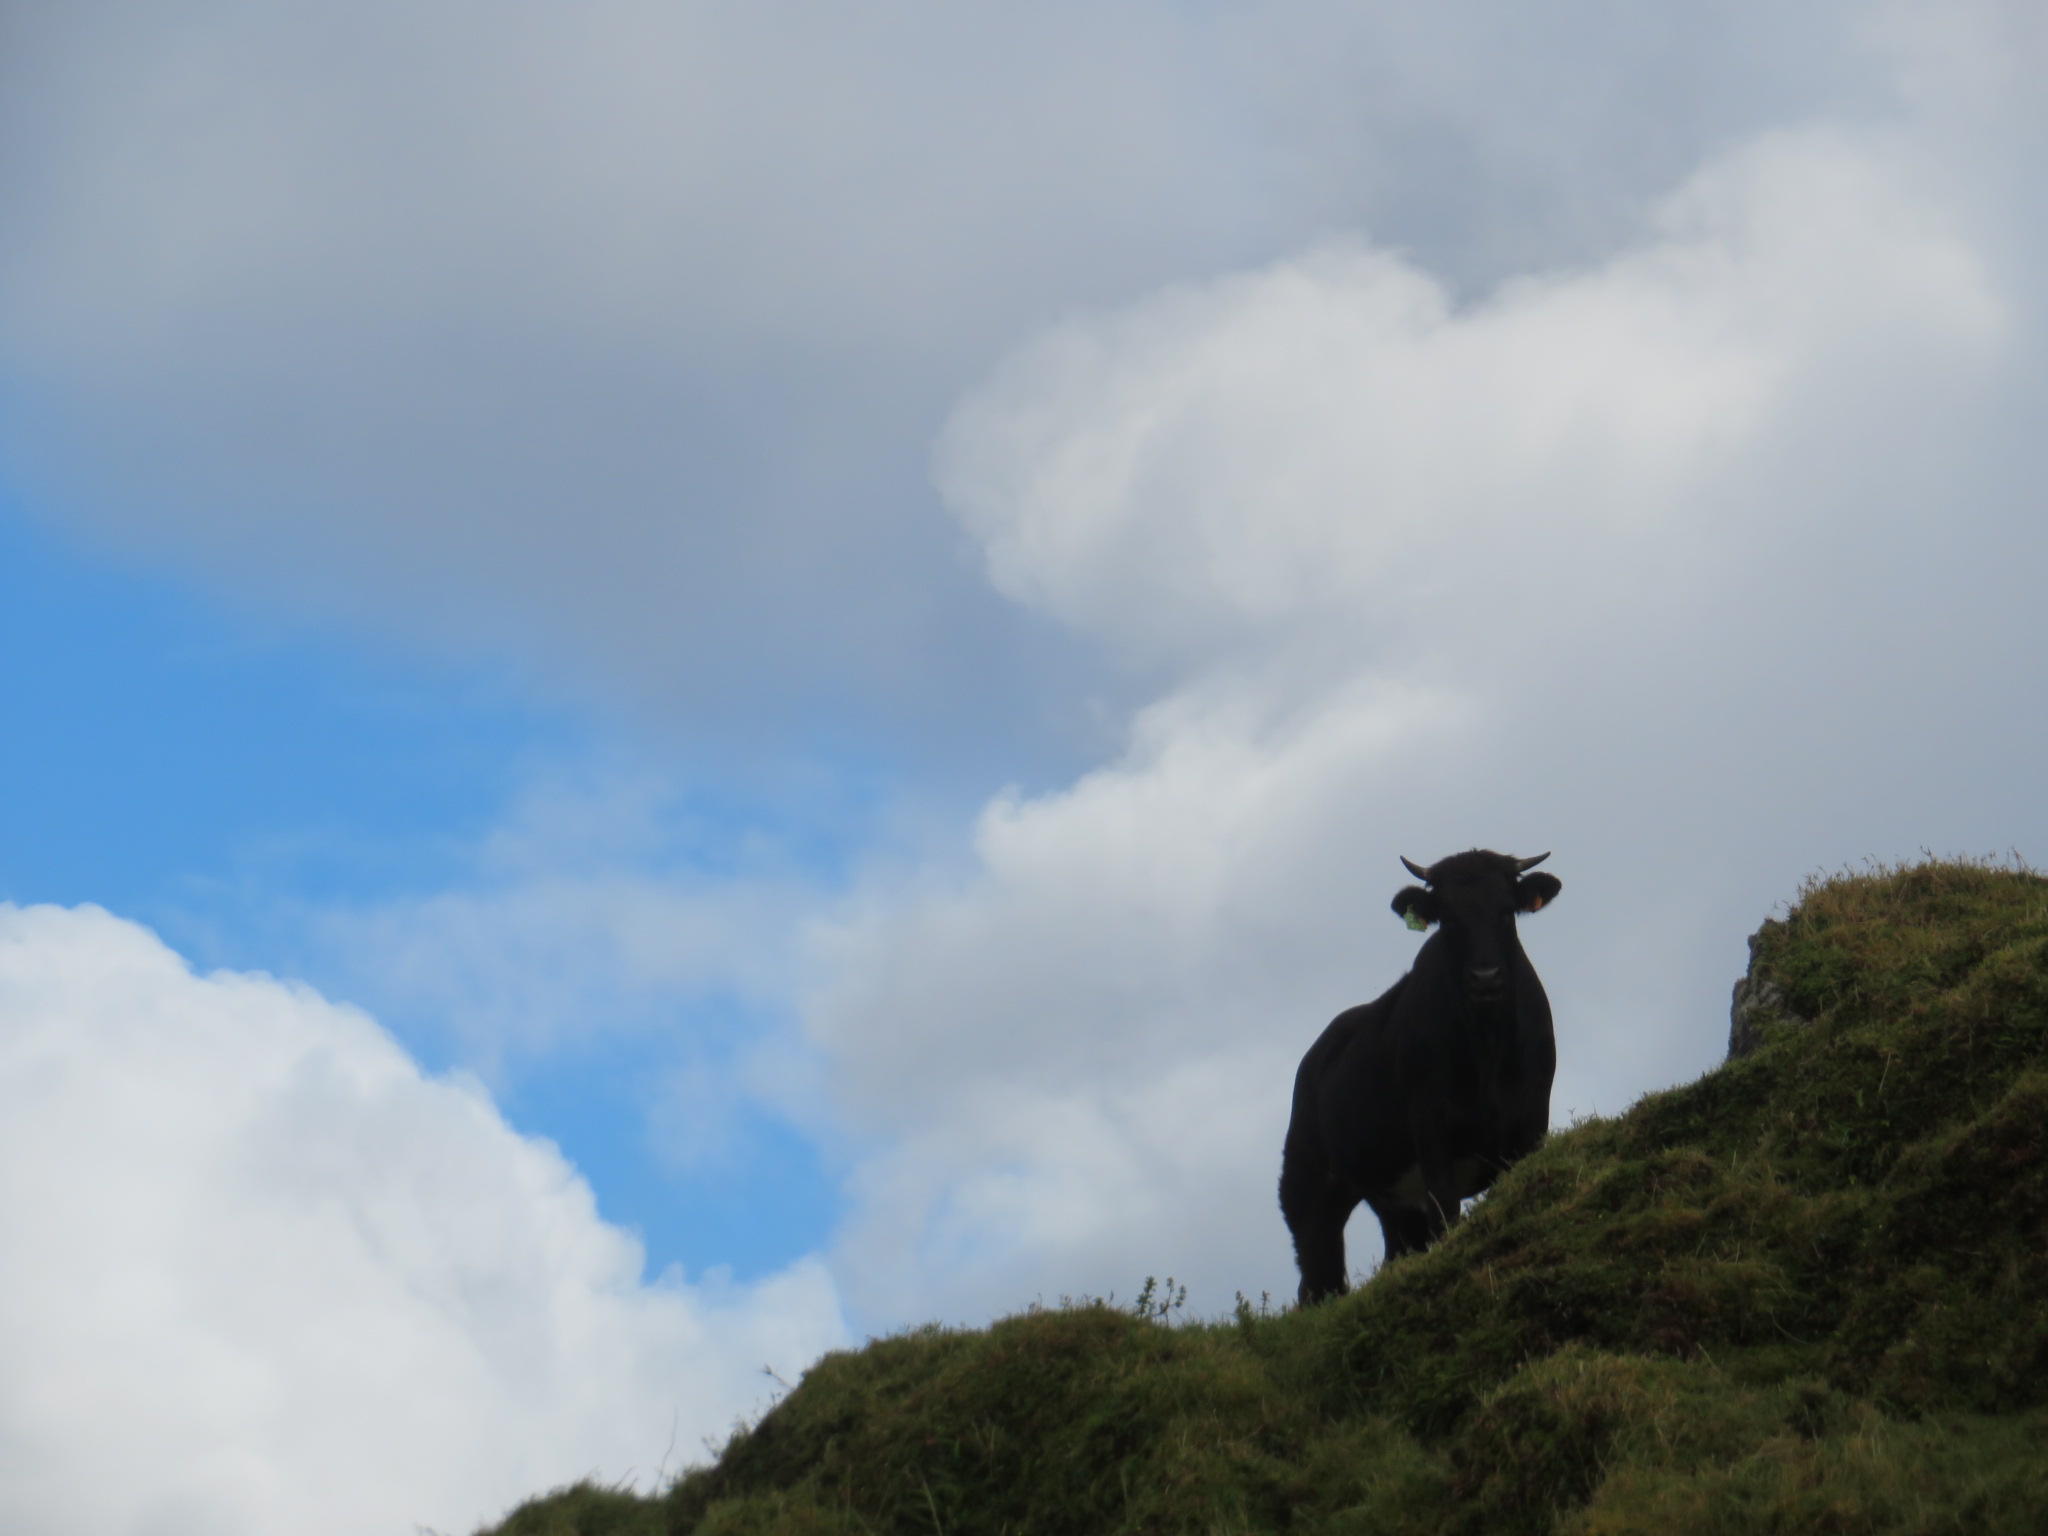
2,1,2046,1531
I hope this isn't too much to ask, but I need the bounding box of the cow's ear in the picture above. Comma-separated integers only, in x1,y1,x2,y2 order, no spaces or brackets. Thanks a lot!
1517,873,1562,913
1392,885,1438,929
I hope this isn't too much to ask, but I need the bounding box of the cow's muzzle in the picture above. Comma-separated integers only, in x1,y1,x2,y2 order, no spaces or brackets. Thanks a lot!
1468,964,1506,1000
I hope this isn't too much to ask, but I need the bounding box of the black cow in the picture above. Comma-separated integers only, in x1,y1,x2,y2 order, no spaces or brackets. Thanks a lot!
1279,849,1561,1304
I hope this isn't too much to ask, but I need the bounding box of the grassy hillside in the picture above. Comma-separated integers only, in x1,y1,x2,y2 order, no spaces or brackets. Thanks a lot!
483,858,2048,1535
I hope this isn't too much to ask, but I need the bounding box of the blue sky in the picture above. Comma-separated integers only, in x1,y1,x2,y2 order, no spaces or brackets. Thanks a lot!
0,496,850,1281
0,501,531,923
4,2,2048,1532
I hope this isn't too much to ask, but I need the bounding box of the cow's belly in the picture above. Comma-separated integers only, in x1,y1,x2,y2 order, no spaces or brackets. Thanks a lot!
1378,1157,1490,1209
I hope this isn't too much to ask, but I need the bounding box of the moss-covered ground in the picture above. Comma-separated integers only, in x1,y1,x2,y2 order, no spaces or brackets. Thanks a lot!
482,858,2048,1535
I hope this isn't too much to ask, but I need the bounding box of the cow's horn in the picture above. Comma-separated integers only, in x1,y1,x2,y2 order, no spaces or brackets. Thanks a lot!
1515,852,1551,872
1400,856,1431,881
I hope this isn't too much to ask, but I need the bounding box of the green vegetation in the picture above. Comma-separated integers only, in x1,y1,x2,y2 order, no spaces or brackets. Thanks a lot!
482,858,2048,1535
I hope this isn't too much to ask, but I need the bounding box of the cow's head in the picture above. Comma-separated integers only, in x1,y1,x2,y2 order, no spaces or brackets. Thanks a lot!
1391,849,1561,1004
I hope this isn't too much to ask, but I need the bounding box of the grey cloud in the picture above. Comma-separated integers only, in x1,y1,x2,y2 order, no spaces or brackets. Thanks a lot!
0,0,1886,764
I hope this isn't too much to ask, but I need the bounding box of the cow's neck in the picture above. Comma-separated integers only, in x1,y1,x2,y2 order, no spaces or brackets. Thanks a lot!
1454,976,1526,1067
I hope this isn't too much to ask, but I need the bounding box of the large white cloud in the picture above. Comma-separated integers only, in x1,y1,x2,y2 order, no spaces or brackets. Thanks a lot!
0,902,844,1536
936,128,1999,662
811,95,2048,1323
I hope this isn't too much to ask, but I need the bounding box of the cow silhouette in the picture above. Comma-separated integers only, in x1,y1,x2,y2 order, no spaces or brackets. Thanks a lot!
1280,849,1561,1304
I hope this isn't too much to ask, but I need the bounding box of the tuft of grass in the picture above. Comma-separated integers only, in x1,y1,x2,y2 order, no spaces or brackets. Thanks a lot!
483,1479,665,1536
479,857,2048,1536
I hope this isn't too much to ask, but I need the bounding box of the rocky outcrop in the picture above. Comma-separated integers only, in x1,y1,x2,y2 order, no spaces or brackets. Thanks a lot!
1728,924,1804,1060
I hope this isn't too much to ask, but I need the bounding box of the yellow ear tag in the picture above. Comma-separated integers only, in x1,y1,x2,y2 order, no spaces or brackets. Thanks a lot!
1405,909,1429,932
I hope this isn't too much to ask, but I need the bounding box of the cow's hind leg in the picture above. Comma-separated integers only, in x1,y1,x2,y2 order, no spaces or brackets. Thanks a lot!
1280,1138,1358,1306
1370,1201,1433,1265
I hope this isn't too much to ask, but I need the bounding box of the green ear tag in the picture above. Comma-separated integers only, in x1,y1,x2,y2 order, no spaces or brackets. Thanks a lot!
1404,909,1429,932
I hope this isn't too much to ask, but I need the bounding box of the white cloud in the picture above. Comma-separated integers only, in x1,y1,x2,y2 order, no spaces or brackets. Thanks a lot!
291,763,840,1193
935,128,1998,665
811,109,2048,1323
0,902,845,1536
319,855,808,1066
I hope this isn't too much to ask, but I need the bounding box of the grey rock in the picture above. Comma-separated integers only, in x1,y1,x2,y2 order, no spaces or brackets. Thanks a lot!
1728,926,1804,1061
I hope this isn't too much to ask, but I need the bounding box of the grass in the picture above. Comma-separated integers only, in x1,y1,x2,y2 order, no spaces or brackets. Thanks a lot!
481,857,2048,1535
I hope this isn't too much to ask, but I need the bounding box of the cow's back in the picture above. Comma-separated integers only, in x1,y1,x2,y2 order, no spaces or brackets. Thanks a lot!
1288,974,1413,1188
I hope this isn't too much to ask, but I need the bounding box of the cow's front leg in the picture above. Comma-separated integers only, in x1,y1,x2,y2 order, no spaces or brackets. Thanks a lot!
1411,1117,1462,1246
